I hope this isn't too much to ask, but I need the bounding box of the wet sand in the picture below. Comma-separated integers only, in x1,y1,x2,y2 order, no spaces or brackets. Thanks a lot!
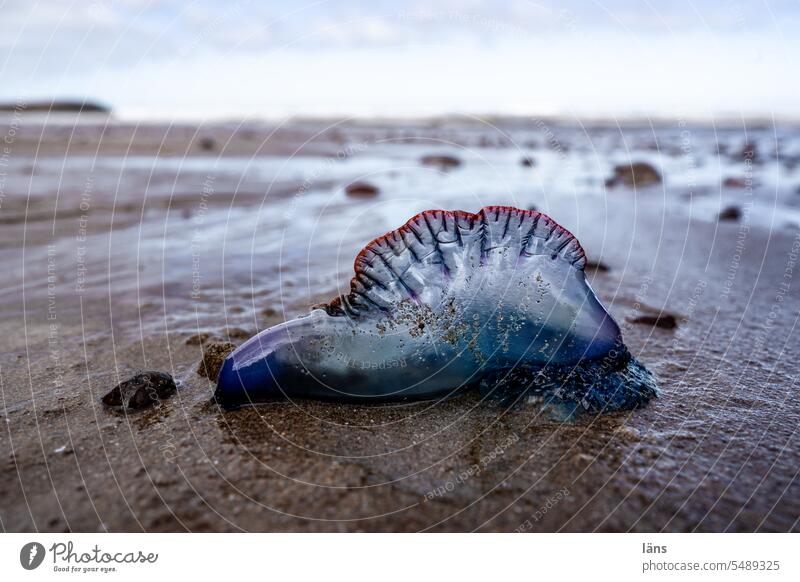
1,117,799,531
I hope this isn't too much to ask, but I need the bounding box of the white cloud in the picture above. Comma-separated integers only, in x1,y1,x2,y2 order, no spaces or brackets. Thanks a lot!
1,0,798,118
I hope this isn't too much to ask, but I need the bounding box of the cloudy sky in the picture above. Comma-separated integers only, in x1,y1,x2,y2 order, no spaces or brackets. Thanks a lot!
1,0,798,120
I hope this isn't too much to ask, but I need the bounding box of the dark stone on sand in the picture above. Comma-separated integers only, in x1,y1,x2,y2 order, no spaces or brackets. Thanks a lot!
723,177,748,189
420,154,462,169
718,206,742,222
329,130,345,144
520,156,536,167
585,260,610,273
199,137,216,152
197,342,236,380
345,181,380,198
261,307,277,317
737,142,758,162
605,162,662,189
629,314,678,330
527,205,537,212
102,371,177,410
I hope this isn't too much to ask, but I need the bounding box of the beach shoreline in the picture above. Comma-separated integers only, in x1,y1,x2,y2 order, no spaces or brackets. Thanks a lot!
1,118,798,532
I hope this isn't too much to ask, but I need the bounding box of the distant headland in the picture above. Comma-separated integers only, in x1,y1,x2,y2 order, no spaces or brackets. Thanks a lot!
0,100,111,114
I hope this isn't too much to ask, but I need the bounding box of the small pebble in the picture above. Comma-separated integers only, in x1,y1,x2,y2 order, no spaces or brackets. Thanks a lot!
420,154,462,169
199,137,216,151
629,313,678,330
722,177,747,189
102,371,177,411
606,162,661,188
585,260,610,273
718,206,742,222
345,181,380,198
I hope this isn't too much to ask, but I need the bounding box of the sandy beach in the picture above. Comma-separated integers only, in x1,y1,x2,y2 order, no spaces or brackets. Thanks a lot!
1,115,799,532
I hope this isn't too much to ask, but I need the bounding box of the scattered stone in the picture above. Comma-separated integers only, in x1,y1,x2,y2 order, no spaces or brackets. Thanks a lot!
718,206,742,222
527,205,537,212
520,156,536,167
420,154,462,170
345,181,380,198
584,260,610,273
53,445,74,455
199,137,216,152
723,177,748,189
197,342,236,380
737,142,758,162
629,314,678,330
605,162,662,188
102,371,177,410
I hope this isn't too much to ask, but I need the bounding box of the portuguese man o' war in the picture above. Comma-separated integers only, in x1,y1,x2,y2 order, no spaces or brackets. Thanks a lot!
215,206,657,415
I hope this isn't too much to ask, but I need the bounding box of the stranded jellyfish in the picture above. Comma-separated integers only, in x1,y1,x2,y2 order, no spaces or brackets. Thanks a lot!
216,206,657,415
